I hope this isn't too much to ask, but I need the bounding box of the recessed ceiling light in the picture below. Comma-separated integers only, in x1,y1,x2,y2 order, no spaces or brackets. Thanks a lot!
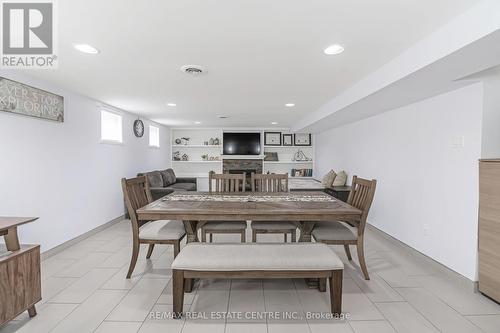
285,103,295,107
324,44,344,55
73,43,99,54
166,103,176,107
195,121,201,124
271,122,278,125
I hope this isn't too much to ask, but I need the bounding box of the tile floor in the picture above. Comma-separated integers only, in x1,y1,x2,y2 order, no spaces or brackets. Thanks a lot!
2,220,500,333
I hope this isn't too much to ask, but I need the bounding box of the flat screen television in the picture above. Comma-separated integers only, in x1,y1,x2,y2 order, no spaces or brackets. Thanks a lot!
223,132,261,155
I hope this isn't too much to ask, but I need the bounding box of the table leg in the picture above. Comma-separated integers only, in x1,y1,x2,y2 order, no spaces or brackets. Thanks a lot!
182,221,199,243
297,222,319,288
4,227,20,251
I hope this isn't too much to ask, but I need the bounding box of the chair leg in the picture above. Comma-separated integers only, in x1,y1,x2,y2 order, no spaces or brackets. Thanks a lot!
126,239,140,279
209,233,213,243
357,237,370,280
27,306,37,317
173,241,180,258
291,230,296,243
184,278,194,293
284,233,287,243
252,230,257,242
172,270,185,318
201,229,207,242
329,270,343,315
319,277,326,292
343,244,352,261
241,231,246,243
146,244,155,259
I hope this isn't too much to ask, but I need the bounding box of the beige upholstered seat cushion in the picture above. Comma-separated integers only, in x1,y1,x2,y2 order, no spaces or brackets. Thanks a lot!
172,243,344,271
139,220,186,240
312,221,358,241
332,171,348,186
251,221,297,230
202,221,247,231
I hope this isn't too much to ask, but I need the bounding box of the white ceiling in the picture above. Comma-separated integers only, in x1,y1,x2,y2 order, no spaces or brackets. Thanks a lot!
25,0,481,128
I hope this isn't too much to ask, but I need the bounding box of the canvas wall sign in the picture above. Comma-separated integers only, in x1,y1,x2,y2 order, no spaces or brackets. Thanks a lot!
0,77,64,122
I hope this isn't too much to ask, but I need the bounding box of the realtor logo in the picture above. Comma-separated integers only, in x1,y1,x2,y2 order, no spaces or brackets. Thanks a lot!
1,0,57,68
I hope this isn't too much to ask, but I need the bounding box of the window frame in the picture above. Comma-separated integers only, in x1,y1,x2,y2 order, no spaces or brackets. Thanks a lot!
100,108,123,145
149,124,160,148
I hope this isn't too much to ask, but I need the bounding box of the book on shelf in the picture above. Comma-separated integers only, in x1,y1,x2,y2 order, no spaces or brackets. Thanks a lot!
290,168,313,177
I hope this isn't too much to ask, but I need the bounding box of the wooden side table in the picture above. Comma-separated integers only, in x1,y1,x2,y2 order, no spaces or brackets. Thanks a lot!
0,217,41,326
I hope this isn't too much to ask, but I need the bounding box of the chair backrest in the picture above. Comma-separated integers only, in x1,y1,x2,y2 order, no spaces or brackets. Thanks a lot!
346,175,377,232
121,176,153,235
209,171,246,192
250,173,289,192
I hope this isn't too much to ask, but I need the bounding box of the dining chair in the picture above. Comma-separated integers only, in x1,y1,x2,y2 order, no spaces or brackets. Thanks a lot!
121,176,186,279
250,173,297,242
312,175,377,280
200,172,247,242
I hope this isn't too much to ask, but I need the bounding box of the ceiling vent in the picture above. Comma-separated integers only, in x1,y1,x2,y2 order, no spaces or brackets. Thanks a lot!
181,64,206,76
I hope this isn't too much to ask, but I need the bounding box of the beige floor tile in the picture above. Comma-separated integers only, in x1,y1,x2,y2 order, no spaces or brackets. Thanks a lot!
376,302,439,333
342,280,384,320
99,261,149,290
137,304,185,333
466,315,500,333
396,287,483,332
350,272,404,303
0,303,78,333
156,278,196,305
367,258,421,288
378,250,436,276
94,321,142,333
51,290,127,333
51,239,109,260
349,320,396,333
267,321,310,333
106,278,167,322
40,258,77,280
182,319,226,333
196,278,231,290
230,279,263,290
225,322,267,333
39,276,78,304
49,268,118,303
52,252,113,277
308,320,353,333
228,290,266,323
415,275,500,315
190,289,230,313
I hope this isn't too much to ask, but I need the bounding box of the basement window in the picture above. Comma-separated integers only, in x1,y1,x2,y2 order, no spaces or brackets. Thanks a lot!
101,109,123,144
149,125,160,148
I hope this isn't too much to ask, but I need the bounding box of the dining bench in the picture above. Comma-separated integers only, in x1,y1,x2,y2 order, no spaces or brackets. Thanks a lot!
171,243,344,317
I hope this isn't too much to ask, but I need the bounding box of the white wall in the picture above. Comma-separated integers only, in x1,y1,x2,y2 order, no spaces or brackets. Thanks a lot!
315,84,483,280
481,74,500,158
0,71,171,252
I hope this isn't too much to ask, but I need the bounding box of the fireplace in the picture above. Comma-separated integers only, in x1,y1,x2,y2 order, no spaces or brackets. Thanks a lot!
223,159,263,190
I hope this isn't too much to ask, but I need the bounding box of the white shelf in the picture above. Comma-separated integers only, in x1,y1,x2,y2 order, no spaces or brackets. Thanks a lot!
263,146,313,149
263,161,313,164
172,145,221,148
172,160,221,163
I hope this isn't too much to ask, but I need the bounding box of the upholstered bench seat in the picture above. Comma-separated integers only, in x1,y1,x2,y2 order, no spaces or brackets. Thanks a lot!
171,243,344,317
139,220,186,241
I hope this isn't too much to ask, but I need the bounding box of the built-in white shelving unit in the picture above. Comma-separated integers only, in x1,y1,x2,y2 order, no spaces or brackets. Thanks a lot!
170,128,314,190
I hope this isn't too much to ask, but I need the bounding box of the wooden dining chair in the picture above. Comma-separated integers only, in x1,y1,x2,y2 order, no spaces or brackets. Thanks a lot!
250,173,297,242
201,172,248,242
122,176,186,279
312,176,377,280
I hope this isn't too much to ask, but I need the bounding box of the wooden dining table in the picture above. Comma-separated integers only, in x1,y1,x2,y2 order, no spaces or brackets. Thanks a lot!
137,191,362,243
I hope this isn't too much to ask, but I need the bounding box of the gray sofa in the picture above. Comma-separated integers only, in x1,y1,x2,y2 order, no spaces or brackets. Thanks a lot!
138,168,197,200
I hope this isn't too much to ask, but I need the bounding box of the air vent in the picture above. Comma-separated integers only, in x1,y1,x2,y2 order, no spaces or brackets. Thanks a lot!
181,64,206,76
218,115,229,119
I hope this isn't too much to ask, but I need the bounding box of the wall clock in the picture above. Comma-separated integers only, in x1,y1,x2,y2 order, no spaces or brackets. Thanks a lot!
133,119,144,137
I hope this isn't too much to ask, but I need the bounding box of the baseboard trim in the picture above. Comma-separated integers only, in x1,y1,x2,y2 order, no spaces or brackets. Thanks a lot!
41,215,125,261
366,223,478,292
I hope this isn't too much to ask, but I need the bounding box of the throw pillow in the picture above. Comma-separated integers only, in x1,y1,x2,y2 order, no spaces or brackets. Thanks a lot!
333,170,348,186
147,171,163,188
321,170,337,187
160,169,176,186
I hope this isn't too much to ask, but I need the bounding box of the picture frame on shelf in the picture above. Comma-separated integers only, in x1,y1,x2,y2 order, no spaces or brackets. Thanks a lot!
264,131,282,146
283,134,293,146
293,133,311,146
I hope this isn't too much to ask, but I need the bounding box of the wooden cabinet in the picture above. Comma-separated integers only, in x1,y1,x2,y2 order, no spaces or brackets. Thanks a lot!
479,159,500,303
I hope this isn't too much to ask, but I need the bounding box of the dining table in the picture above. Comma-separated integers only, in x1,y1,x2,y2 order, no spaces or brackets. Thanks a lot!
137,191,362,243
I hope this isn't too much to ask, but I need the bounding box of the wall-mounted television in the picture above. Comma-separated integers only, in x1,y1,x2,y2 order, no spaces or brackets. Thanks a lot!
223,132,261,155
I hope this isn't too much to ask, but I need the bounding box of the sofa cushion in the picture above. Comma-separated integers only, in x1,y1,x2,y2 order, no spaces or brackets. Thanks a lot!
161,168,176,187
332,170,347,187
321,170,337,187
146,171,163,188
139,220,186,240
171,243,344,271
167,182,197,191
